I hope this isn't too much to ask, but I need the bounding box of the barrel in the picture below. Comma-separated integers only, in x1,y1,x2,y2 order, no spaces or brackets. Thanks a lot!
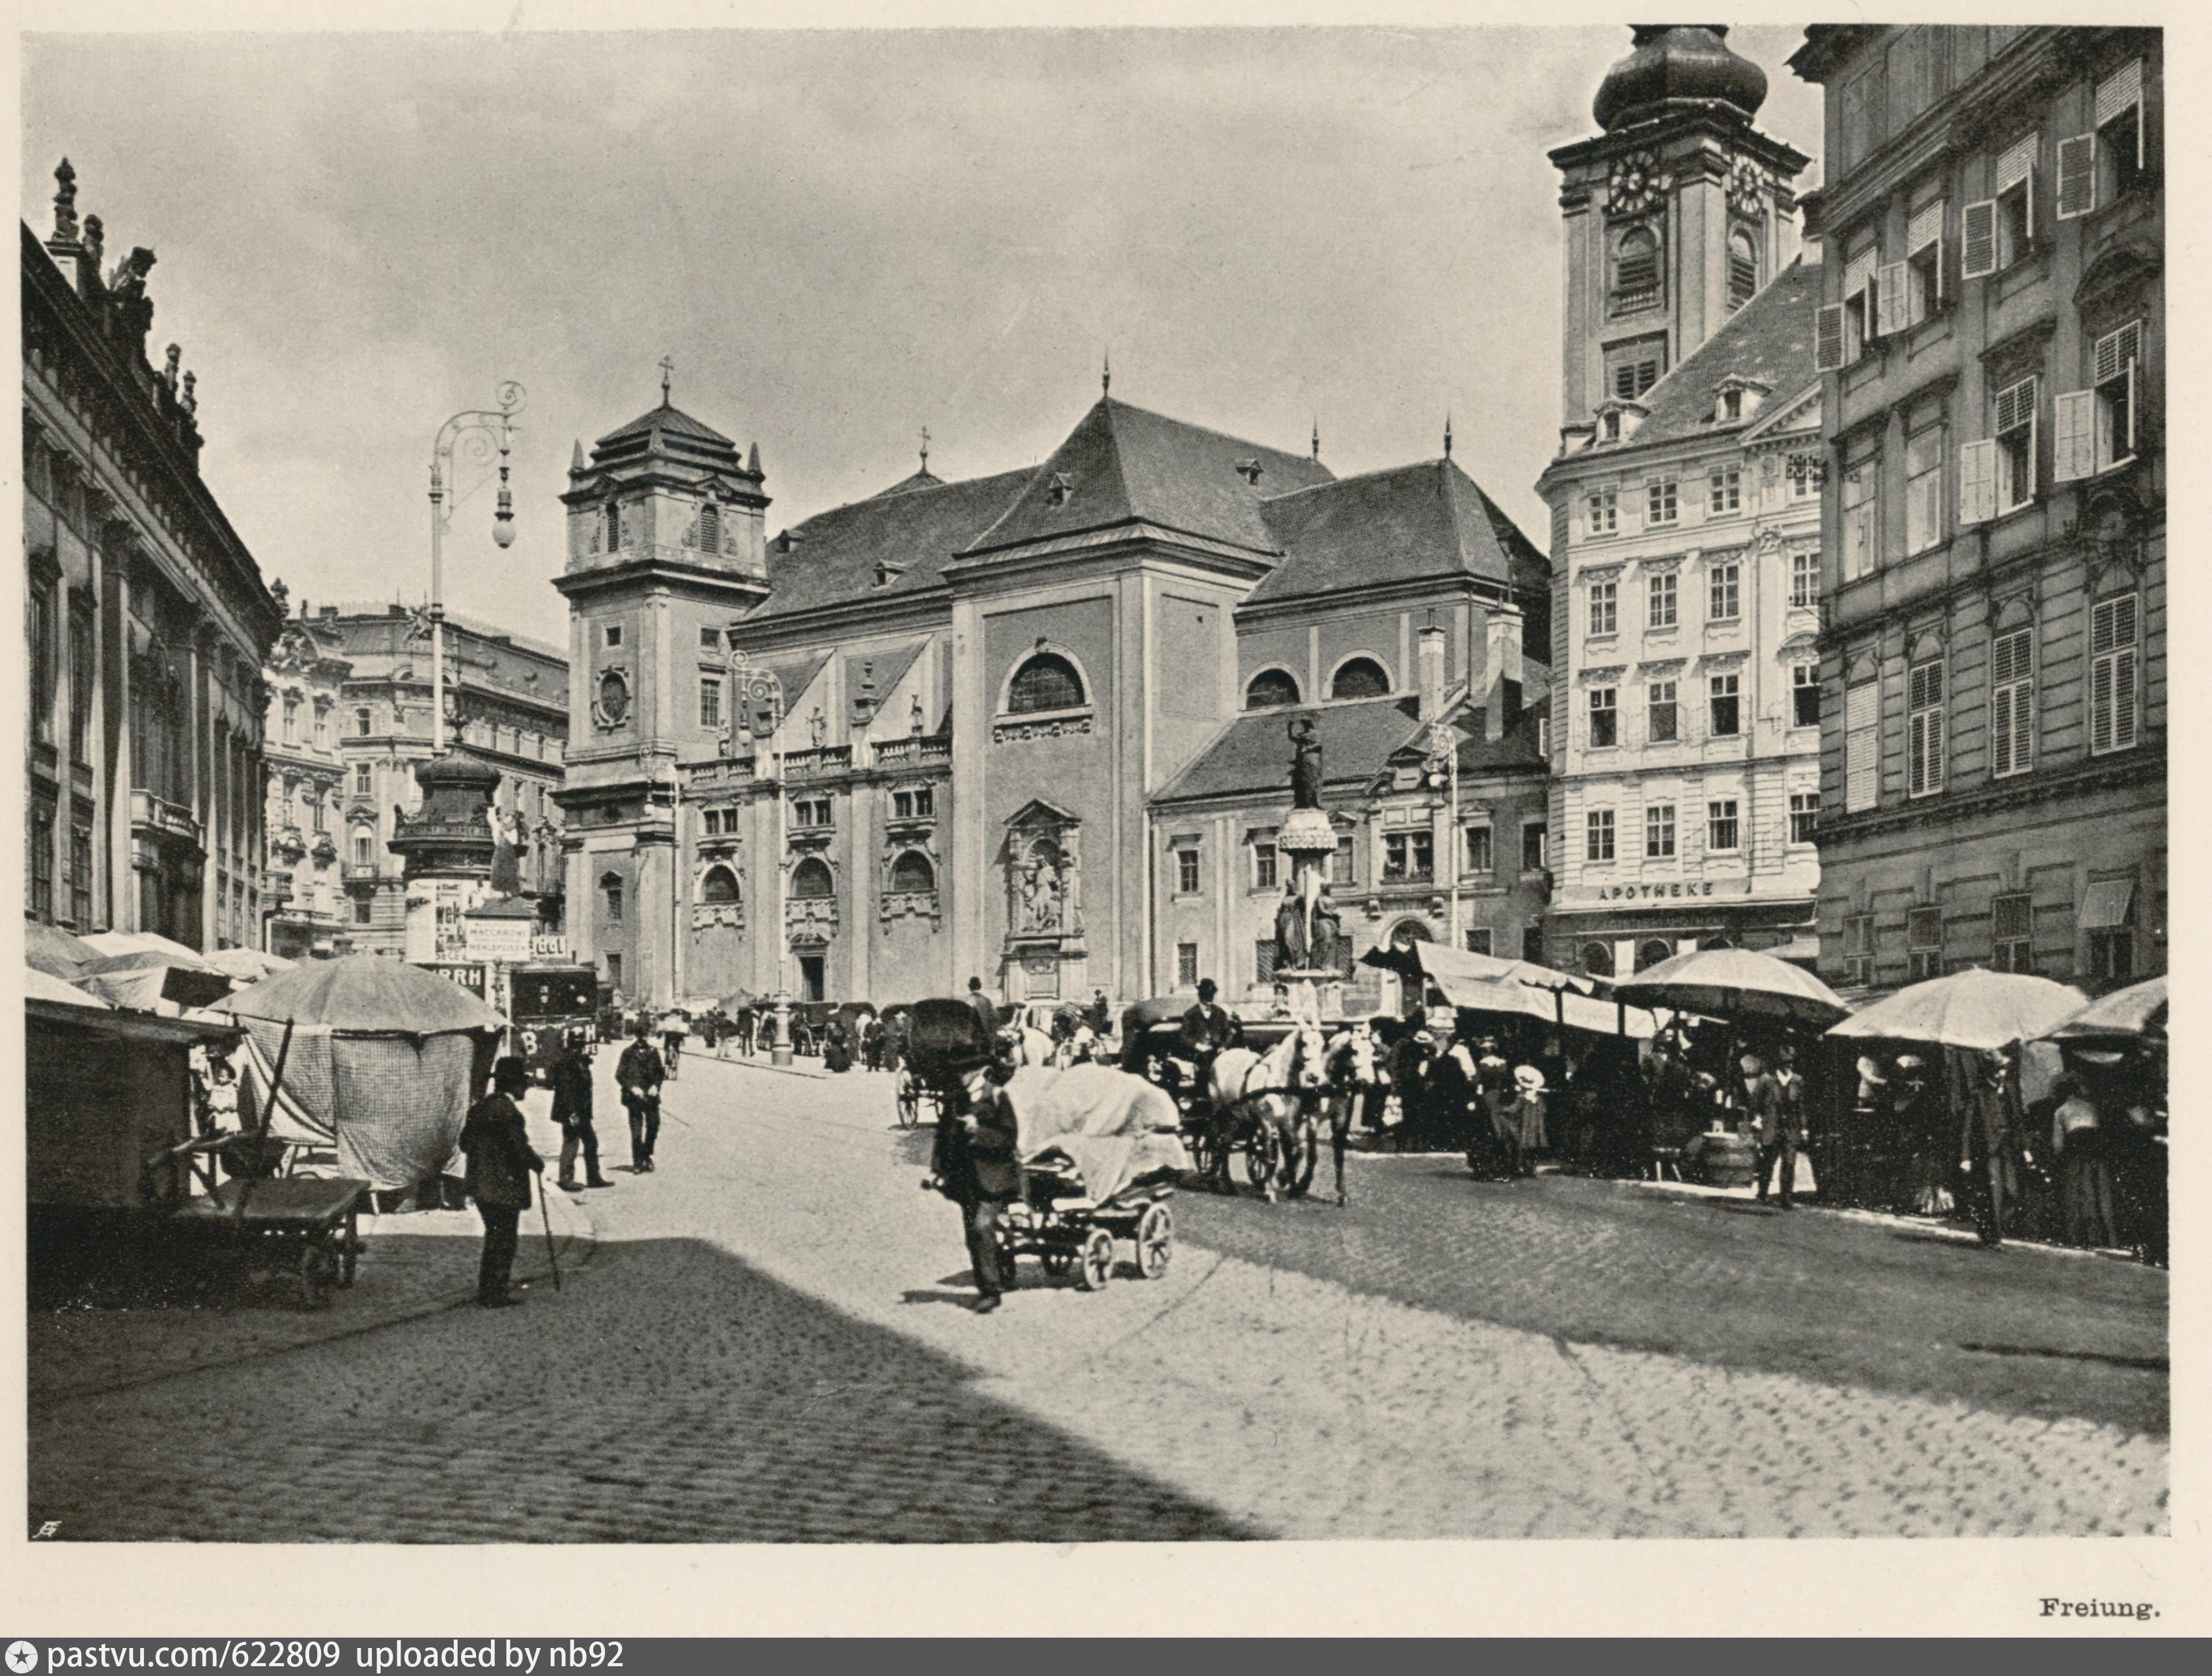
1700,1130,1757,1188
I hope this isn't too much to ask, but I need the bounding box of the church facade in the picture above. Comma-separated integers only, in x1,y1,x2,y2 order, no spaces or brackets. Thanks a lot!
553,387,1549,1012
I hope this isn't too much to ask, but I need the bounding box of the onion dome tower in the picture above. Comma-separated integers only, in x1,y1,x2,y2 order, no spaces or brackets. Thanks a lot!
1548,25,1809,436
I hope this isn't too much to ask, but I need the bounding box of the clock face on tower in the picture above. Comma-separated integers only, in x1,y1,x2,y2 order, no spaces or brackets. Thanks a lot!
1728,156,1766,216
1606,150,1666,216
596,667,631,726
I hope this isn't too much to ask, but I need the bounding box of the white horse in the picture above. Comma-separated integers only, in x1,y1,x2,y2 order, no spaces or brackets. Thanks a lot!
1203,1022,1329,1199
1319,1025,1382,1205
1000,1024,1058,1068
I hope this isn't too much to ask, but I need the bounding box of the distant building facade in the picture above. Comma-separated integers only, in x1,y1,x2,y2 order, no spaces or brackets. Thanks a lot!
1537,27,1824,979
556,385,1548,1011
1790,25,2164,993
257,603,569,958
22,161,283,951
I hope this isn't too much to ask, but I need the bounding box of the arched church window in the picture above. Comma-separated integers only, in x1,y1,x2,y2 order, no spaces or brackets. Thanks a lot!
1330,656,1390,700
1611,226,1662,311
1728,227,1760,311
1581,940,1615,977
889,851,936,894
1006,652,1085,714
791,856,835,899
1244,668,1300,710
699,501,721,552
605,503,623,553
601,874,624,923
700,865,740,905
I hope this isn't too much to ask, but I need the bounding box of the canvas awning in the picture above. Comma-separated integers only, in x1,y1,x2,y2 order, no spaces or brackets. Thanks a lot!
2078,879,2135,932
1433,971,1659,1039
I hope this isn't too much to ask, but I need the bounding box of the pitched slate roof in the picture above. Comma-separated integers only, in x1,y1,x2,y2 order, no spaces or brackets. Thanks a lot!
748,468,1031,622
961,398,1333,559
842,641,927,722
1158,694,1422,804
1384,705,1550,775
1620,256,1822,451
1248,458,1548,606
873,467,945,497
596,400,735,450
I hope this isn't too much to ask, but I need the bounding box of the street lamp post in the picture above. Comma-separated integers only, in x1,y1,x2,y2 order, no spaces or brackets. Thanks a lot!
427,382,525,755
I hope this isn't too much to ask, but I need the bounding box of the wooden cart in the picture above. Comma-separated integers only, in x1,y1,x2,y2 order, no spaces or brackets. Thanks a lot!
168,1177,370,1309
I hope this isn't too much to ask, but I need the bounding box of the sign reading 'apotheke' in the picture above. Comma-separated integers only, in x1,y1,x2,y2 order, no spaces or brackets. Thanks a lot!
1582,881,1717,902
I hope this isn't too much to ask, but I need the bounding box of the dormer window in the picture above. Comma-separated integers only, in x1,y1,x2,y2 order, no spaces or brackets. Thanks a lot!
1235,458,1263,486
1047,473,1075,507
1603,412,1621,442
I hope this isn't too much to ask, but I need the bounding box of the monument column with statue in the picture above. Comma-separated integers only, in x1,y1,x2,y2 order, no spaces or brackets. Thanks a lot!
1272,716,1344,1022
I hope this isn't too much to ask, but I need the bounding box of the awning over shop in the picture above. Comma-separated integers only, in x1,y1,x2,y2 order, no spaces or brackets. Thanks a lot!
1429,970,1659,1039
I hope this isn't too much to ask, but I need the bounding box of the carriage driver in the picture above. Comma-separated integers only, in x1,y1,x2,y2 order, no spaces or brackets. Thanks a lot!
1175,978,1241,1093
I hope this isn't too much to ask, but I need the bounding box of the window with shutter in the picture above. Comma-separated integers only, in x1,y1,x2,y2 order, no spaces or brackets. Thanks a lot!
2052,389,2096,482
2094,58,2146,201
1843,246,1878,352
1877,263,1907,337
1995,132,2037,264
1907,658,1946,797
1816,303,1846,372
1843,459,1880,578
2056,133,2096,219
2090,594,2140,754
1907,199,1945,319
1958,439,1996,524
1994,376,2038,511
1990,626,2034,777
1905,428,1944,553
1961,199,1998,279
1846,680,1879,813
2093,321,2142,472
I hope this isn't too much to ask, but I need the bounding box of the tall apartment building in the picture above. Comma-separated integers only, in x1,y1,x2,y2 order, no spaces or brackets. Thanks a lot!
1537,26,1823,978
1790,26,2163,993
23,162,283,952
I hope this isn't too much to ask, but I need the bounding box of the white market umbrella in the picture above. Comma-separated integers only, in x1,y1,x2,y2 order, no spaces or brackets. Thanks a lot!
1615,945,1853,1029
1827,968,2086,1052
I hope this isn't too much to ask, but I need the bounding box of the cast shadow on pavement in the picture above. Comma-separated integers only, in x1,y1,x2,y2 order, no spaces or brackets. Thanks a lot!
29,1233,1258,1544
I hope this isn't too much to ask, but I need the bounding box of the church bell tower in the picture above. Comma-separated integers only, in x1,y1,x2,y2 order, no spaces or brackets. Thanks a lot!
552,365,770,1007
1548,25,1810,442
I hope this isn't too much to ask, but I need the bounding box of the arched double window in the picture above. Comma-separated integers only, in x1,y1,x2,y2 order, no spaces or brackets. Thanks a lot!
1330,656,1390,701
1611,226,1662,310
889,850,936,894
700,864,741,905
791,856,835,899
1244,668,1301,710
1727,227,1761,311
1005,651,1085,714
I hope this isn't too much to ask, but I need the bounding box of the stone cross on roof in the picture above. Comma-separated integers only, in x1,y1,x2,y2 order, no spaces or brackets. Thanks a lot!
660,354,675,403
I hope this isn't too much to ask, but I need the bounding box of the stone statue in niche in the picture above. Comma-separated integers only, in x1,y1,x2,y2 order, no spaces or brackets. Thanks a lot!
910,693,925,735
808,706,827,749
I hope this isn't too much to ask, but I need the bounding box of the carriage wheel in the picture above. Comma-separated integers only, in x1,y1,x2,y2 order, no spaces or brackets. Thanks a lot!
1239,1121,1279,1194
1134,1203,1173,1279
1184,1121,1218,1185
298,1239,337,1310
895,1079,920,1130
1076,1228,1115,1291
338,1211,360,1287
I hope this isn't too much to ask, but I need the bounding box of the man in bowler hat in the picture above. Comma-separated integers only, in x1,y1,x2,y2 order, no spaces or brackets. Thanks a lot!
458,1057,544,1307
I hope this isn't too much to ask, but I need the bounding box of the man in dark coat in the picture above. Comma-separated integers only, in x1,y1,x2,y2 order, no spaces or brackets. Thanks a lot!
616,1024,667,1174
458,1057,543,1307
550,1029,611,1192
929,1049,1024,1313
964,976,1000,1039
1176,977,1240,1106
1754,1042,1808,1208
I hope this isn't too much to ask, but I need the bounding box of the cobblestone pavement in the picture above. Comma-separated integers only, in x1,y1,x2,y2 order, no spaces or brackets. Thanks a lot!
27,1055,2166,1541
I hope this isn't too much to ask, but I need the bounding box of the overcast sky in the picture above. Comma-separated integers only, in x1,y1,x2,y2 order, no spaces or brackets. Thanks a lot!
21,25,1822,648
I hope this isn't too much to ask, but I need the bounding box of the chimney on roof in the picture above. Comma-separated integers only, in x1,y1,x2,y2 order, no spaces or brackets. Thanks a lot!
1475,606,1525,742
1417,619,1447,723
320,605,340,619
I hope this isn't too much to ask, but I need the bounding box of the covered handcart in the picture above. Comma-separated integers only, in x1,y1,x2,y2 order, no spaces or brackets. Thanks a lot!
212,955,508,1200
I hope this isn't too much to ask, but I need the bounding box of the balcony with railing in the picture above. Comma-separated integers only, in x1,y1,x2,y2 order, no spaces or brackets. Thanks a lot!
872,734,953,770
130,789,204,850
780,745,853,779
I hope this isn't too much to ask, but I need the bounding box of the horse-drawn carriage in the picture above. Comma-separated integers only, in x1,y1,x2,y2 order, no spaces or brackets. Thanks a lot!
1119,998,1377,1202
908,997,1186,1289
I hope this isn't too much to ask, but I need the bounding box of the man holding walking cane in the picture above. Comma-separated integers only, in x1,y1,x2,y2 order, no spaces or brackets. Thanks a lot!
458,1057,544,1309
